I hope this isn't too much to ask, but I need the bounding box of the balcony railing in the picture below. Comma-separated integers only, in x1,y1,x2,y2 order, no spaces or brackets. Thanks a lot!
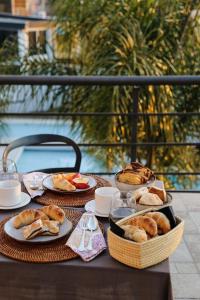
0,75,199,192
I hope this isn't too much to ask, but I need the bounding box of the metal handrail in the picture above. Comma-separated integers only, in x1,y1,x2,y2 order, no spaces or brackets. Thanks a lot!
0,75,199,191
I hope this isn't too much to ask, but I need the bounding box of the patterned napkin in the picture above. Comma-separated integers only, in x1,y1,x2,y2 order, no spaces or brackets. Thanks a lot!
66,212,106,262
23,172,47,198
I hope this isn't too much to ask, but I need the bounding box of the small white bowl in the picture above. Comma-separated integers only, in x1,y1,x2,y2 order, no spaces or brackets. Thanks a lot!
114,172,156,192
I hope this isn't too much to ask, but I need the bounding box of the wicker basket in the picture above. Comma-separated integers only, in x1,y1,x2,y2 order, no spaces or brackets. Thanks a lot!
107,208,184,269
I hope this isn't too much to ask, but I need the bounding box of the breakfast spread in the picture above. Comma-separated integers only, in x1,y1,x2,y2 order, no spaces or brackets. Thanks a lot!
116,162,154,185
121,211,171,243
52,173,90,191
12,205,65,240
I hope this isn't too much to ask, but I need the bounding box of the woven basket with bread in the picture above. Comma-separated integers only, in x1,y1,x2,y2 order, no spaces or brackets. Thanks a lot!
107,207,184,269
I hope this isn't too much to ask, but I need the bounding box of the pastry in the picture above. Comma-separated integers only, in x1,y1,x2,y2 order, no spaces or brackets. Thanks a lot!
127,216,158,236
117,161,154,185
23,219,44,240
145,212,171,234
139,193,163,206
148,186,167,203
121,224,147,243
52,174,76,191
41,220,60,235
13,209,49,229
132,187,148,202
40,205,65,224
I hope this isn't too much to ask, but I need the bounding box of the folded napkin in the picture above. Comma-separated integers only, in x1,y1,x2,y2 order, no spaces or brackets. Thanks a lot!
66,212,106,262
23,172,47,198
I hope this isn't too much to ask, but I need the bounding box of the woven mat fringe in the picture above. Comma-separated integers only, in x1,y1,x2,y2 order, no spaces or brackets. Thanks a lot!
0,209,81,263
34,175,111,207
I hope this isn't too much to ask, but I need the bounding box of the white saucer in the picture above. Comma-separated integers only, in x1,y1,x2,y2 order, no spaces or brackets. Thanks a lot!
85,200,108,218
0,192,31,210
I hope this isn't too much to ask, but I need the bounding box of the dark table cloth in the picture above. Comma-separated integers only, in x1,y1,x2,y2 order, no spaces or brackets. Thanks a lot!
0,200,173,300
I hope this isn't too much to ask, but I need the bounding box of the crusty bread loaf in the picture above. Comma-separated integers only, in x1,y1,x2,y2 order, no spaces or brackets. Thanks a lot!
127,216,158,237
139,193,163,206
40,205,65,224
121,225,148,243
13,209,48,229
148,186,167,203
145,212,171,234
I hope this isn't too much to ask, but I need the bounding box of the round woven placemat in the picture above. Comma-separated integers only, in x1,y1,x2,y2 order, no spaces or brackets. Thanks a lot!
0,209,82,263
34,175,111,207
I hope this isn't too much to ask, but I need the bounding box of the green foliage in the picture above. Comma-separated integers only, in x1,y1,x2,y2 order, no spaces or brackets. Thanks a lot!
0,0,200,188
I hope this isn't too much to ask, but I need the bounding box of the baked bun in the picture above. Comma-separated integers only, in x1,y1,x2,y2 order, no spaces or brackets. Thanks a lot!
127,216,158,237
132,187,148,202
121,225,147,243
117,172,145,185
139,193,163,206
13,209,48,229
148,186,167,203
40,205,65,224
145,212,171,234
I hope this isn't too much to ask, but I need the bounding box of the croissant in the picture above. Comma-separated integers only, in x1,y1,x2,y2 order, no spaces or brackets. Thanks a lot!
41,220,60,235
139,193,163,206
127,216,158,237
118,172,144,185
13,209,48,229
23,219,44,240
148,186,167,203
145,212,171,234
40,205,65,224
121,225,147,243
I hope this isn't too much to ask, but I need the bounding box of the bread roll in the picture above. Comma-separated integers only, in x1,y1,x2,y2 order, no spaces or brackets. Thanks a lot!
145,212,171,234
40,205,65,224
121,225,147,243
127,216,158,236
13,209,48,229
139,193,163,206
148,186,167,203
118,172,144,185
132,187,148,202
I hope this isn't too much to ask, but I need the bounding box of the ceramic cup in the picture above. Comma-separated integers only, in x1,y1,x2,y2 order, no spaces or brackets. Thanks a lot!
0,180,21,206
95,187,119,216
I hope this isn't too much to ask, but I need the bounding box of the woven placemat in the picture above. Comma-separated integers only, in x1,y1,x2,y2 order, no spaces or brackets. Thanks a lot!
34,175,111,207
0,209,82,263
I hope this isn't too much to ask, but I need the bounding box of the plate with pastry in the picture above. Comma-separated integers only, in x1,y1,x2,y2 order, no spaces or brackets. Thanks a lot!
4,205,73,243
115,162,155,192
42,173,97,194
131,180,173,211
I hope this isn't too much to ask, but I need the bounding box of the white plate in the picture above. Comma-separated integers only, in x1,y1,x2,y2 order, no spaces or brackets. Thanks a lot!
0,192,31,210
85,200,108,217
43,174,97,194
4,217,73,243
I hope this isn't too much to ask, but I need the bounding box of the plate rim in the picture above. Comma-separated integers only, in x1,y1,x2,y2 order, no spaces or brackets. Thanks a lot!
4,216,73,243
42,173,97,194
0,192,31,210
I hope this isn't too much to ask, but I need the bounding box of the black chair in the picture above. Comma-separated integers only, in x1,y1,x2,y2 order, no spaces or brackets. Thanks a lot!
3,134,82,173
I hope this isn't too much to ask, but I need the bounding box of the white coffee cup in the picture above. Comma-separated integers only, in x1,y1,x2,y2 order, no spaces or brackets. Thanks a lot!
95,187,119,216
0,180,21,206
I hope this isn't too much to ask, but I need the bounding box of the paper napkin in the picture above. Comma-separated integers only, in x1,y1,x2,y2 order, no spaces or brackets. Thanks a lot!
66,212,106,262
23,172,47,198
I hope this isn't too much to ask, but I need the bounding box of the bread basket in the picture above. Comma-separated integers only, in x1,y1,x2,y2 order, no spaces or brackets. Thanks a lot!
107,207,184,269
